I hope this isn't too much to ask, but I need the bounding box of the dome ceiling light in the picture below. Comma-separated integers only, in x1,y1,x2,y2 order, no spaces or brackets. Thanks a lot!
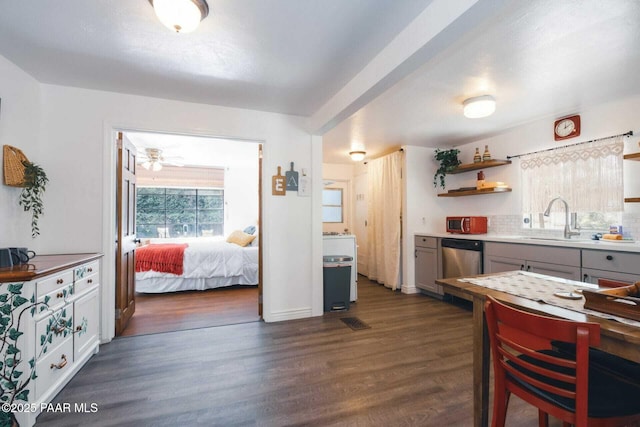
349,151,366,161
463,95,496,119
149,0,209,33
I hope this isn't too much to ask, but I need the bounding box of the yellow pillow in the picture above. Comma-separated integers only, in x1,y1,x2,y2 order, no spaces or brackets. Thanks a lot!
226,230,256,247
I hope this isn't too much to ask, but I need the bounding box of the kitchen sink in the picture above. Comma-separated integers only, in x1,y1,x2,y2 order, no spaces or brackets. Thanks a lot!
521,236,592,242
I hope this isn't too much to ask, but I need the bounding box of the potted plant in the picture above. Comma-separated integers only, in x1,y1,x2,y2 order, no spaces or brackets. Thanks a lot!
18,161,48,238
433,148,461,189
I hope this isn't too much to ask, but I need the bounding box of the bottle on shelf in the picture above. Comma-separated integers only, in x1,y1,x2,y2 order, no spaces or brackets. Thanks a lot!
476,171,485,189
473,147,482,163
482,145,491,161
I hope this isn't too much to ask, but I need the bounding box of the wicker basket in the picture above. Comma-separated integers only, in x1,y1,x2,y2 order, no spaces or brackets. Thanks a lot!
3,145,29,187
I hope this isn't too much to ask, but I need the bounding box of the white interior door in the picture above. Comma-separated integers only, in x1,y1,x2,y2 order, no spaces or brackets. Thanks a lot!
354,173,368,276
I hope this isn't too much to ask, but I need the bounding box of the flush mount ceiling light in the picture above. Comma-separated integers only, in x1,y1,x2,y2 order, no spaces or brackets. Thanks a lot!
149,0,209,33
349,151,366,161
463,95,496,119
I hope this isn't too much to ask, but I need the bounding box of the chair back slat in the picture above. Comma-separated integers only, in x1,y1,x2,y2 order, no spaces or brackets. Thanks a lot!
485,296,600,427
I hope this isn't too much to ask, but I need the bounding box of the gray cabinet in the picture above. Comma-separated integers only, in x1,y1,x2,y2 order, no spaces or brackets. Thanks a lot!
484,242,581,281
415,236,441,296
581,249,640,286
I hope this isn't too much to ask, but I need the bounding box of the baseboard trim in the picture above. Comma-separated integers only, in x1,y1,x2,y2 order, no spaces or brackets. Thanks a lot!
265,307,313,322
401,284,419,294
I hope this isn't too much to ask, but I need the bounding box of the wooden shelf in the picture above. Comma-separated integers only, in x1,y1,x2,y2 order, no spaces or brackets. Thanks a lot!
438,187,512,197
447,159,512,174
624,154,640,201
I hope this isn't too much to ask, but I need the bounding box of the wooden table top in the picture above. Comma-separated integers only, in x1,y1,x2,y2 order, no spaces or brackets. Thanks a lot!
0,253,102,283
436,274,640,361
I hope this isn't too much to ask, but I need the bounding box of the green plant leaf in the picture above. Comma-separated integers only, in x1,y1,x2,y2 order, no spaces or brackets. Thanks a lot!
11,370,22,379
0,294,8,303
8,328,23,341
6,345,19,355
12,296,28,308
15,390,29,401
7,283,23,294
0,304,11,315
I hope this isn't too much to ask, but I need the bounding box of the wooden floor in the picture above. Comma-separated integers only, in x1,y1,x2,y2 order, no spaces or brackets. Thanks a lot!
121,286,260,337
37,277,553,427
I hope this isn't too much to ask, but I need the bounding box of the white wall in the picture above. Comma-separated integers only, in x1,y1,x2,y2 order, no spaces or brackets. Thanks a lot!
432,95,640,222
0,55,42,248
223,145,260,236
0,54,324,343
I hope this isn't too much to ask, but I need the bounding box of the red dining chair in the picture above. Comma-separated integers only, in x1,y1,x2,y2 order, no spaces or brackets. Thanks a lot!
484,295,640,427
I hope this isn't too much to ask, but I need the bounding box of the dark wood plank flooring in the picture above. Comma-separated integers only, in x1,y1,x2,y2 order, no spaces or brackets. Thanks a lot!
37,276,552,426
121,286,259,337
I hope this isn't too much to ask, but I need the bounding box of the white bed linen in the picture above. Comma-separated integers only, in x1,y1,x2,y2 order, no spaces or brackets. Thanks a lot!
135,239,258,293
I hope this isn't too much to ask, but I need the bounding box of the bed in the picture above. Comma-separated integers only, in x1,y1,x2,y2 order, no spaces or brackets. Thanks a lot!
135,238,258,293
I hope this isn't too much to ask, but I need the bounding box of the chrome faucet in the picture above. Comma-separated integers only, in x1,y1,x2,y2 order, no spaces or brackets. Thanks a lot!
543,197,580,239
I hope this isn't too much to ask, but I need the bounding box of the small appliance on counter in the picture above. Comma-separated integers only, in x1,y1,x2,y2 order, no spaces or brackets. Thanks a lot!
446,216,488,234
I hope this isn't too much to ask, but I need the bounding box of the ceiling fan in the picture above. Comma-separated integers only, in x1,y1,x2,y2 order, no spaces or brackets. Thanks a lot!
138,148,184,171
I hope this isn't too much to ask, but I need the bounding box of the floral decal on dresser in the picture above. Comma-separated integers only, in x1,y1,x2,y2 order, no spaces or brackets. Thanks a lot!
0,282,87,427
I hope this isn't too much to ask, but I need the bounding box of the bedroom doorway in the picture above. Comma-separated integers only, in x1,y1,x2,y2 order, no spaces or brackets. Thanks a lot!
114,131,263,337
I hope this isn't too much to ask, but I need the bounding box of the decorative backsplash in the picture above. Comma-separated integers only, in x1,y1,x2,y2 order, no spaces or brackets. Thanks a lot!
487,213,640,240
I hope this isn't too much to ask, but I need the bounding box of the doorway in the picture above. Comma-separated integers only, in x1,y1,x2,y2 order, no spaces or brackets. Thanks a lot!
115,130,263,336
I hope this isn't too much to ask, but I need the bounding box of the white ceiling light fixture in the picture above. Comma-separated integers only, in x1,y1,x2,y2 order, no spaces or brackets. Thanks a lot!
149,0,209,33
349,151,366,161
463,95,496,118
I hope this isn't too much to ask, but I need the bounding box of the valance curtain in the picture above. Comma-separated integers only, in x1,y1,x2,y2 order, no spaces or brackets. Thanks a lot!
520,136,624,214
366,151,402,290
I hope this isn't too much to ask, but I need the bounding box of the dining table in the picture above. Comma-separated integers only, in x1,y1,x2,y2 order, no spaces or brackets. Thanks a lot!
435,271,640,427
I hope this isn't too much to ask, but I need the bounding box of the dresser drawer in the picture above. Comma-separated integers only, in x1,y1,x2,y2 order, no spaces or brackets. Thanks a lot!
582,249,640,275
37,282,73,313
35,305,73,357
35,336,73,401
74,261,100,296
415,235,437,249
36,270,73,301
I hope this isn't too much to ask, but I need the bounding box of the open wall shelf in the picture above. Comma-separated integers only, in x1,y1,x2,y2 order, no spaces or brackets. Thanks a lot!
624,152,640,202
447,159,511,174
438,188,512,197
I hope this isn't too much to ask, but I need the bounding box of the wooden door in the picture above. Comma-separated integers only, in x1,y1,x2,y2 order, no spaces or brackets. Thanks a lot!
258,144,263,318
115,132,137,335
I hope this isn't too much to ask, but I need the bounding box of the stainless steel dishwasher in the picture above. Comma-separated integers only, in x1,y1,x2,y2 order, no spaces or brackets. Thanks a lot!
441,238,483,278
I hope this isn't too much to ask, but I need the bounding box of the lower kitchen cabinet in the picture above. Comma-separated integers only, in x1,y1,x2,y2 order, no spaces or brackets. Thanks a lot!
581,249,640,286
0,254,101,427
415,235,442,296
484,242,581,281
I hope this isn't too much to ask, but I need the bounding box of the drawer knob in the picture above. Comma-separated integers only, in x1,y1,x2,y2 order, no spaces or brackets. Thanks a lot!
56,278,64,284
50,354,68,370
88,268,93,272
76,325,83,332
56,292,64,299
87,279,93,284
606,255,613,261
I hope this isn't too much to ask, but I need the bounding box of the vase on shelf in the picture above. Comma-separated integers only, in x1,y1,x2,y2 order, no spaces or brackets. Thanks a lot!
482,145,491,161
473,147,482,163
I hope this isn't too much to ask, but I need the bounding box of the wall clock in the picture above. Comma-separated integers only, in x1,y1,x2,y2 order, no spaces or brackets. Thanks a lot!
554,115,581,141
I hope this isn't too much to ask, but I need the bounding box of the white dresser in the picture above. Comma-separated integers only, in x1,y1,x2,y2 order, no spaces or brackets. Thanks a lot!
323,234,358,301
0,253,101,427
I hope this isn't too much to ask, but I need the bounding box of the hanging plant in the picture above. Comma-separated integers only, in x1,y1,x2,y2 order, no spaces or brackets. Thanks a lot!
19,160,49,238
433,148,461,189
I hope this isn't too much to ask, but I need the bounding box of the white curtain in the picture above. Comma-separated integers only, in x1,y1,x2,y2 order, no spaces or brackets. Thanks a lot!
520,136,624,214
366,151,402,290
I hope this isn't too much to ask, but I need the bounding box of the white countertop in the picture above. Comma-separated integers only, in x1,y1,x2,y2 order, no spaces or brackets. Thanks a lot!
414,232,640,253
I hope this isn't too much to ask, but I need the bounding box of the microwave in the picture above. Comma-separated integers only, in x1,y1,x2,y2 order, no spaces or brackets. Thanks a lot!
446,216,488,234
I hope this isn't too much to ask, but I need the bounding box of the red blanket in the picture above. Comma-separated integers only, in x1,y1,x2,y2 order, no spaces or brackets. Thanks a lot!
135,243,189,275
